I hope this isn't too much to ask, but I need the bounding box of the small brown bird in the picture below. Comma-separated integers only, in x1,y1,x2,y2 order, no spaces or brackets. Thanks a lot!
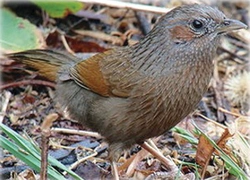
7,4,247,179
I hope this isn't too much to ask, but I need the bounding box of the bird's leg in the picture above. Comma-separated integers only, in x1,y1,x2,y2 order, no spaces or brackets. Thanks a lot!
109,143,124,180
111,161,119,180
140,140,178,172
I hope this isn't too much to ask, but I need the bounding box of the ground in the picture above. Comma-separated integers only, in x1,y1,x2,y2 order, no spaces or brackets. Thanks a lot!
1,1,249,179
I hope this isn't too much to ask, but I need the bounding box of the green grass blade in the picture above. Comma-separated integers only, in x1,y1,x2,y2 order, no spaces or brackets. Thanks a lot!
193,123,249,180
0,135,66,179
0,123,83,180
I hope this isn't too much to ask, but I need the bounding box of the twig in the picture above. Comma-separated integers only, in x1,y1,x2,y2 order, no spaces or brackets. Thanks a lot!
74,30,124,45
51,127,102,138
77,0,171,14
0,91,11,123
218,107,244,117
140,141,178,172
60,34,75,55
0,80,56,90
66,150,97,172
147,138,160,152
196,112,226,129
125,149,148,177
40,113,59,180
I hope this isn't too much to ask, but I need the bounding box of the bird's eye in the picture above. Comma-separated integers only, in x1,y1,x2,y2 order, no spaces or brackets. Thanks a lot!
192,20,203,29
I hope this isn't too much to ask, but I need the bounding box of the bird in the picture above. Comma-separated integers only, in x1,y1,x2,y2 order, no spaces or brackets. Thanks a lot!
7,3,247,179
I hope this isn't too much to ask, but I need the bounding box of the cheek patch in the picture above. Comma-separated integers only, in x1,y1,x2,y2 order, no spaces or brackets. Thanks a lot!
170,25,194,41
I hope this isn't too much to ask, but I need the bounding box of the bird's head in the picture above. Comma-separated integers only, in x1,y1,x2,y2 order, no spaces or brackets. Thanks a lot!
156,4,247,44
131,4,247,75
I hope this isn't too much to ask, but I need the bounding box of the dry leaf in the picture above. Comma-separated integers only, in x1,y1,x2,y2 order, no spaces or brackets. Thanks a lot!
215,128,233,155
195,134,214,167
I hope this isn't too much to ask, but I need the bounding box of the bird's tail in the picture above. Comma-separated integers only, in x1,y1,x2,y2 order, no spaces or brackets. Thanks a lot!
7,49,79,82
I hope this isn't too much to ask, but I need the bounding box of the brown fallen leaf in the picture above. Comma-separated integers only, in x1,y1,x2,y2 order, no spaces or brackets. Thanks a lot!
196,134,214,168
215,128,233,156
196,128,236,178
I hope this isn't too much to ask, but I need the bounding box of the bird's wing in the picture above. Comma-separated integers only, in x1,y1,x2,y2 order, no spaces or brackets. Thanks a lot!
70,49,134,97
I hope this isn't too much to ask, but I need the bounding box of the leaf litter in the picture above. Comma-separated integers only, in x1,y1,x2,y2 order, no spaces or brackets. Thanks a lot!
1,0,249,179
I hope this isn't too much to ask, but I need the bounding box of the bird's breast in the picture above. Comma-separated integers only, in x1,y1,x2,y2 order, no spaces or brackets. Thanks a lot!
113,62,213,143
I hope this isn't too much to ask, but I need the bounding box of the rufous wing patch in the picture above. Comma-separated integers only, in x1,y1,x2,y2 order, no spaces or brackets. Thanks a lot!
70,51,113,97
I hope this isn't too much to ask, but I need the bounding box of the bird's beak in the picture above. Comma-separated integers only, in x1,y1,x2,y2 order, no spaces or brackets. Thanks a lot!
217,19,247,34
